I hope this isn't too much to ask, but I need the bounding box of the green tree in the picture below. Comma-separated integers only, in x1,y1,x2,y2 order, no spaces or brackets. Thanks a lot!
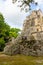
0,13,21,51
0,38,5,51
0,13,10,51
9,28,21,38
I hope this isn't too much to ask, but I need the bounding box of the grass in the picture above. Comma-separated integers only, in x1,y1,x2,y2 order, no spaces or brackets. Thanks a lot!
0,52,43,65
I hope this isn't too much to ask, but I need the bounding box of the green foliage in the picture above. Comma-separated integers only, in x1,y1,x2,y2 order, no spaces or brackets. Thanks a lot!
10,28,20,33
0,38,5,51
10,28,21,38
0,13,21,51
0,13,4,22
0,13,11,51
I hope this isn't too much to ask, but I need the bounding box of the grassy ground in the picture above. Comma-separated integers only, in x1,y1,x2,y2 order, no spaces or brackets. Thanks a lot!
0,52,43,65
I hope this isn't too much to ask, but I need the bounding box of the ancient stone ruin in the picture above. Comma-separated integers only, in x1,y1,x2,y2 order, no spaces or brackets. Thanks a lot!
4,9,43,56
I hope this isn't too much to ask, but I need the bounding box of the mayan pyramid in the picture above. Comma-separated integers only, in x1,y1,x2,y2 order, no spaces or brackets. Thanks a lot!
22,9,43,40
4,9,43,56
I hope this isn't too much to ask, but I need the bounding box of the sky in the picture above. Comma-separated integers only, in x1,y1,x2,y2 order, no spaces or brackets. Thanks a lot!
0,0,43,29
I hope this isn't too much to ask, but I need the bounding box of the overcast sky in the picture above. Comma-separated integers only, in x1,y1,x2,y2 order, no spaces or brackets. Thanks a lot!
0,0,43,29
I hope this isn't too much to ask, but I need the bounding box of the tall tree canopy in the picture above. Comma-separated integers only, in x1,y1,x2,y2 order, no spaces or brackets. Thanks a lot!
0,13,21,51
10,28,21,38
0,13,10,51
12,0,37,12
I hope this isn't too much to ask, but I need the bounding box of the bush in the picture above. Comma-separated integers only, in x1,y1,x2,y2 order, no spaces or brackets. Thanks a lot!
0,38,5,51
